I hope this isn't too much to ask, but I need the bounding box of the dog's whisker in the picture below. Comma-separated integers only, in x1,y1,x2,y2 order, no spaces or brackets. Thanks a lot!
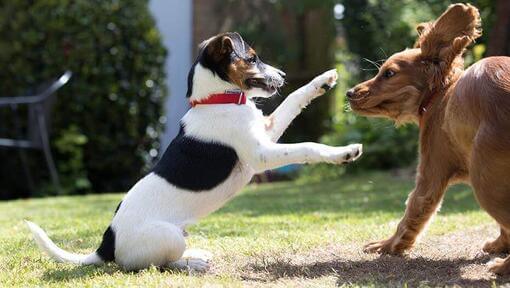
362,58,381,70
378,47,388,59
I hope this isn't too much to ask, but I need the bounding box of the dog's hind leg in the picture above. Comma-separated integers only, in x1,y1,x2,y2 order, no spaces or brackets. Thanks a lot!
470,125,510,274
115,221,187,271
266,69,338,141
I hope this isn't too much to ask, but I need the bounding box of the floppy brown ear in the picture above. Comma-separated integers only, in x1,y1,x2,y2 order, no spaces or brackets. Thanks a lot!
414,22,433,48
417,3,481,62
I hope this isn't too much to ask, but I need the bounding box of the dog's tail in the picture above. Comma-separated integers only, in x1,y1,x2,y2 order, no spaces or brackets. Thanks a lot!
25,220,103,265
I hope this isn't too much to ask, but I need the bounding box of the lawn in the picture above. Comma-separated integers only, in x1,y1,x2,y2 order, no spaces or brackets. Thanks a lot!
1,171,508,287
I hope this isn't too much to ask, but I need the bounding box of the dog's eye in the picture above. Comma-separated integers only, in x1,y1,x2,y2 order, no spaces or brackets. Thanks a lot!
383,69,396,79
247,56,257,64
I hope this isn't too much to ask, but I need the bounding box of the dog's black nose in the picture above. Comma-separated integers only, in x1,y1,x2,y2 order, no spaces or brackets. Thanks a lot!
346,89,355,99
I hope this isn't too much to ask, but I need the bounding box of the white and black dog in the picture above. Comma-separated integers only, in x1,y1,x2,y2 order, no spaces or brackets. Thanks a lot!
26,32,362,271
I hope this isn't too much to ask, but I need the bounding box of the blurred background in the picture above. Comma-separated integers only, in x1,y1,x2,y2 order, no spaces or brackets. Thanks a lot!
0,0,507,199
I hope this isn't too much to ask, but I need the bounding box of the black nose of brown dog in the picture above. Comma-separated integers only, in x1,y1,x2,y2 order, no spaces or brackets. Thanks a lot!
346,89,355,99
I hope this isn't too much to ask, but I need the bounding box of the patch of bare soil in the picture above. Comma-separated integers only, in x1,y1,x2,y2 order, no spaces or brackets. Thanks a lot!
213,225,510,287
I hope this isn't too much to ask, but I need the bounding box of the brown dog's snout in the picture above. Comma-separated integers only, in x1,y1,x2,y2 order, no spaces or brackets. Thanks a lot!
346,88,356,99
346,86,370,100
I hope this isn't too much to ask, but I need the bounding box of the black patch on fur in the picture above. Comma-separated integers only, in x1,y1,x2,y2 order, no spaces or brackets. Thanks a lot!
321,83,332,91
96,225,116,262
186,61,197,98
152,125,238,191
114,201,122,214
96,202,121,262
198,47,231,83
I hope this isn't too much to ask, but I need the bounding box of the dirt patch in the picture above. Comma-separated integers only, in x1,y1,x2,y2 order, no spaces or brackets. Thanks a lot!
214,225,510,287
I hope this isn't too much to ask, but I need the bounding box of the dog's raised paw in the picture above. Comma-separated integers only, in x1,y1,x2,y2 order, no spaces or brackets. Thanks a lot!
343,144,363,163
325,143,363,165
312,69,338,95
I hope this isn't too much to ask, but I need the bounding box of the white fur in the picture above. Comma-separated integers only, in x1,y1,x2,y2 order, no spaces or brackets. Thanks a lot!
26,65,362,272
190,64,240,101
25,220,102,265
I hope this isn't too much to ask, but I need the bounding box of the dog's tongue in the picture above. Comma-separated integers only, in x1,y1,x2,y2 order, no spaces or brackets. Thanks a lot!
246,78,266,88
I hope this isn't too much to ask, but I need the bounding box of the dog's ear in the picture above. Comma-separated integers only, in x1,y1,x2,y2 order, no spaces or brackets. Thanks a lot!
205,34,235,59
417,3,481,63
414,22,433,48
219,36,235,55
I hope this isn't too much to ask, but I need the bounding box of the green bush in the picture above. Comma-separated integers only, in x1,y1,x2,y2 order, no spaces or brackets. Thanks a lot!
0,0,166,198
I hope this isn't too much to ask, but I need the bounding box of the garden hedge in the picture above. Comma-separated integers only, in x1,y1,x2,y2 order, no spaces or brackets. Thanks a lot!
0,0,167,198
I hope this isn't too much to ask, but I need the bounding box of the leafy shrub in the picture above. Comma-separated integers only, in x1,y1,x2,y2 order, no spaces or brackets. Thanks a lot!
0,0,166,198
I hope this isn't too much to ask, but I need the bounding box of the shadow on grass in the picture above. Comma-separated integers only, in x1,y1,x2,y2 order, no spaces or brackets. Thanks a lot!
41,262,189,283
41,264,117,282
218,173,479,217
246,254,510,287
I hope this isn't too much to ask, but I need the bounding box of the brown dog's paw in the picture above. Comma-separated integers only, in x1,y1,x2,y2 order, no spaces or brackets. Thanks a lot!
488,257,510,275
363,237,410,255
483,238,510,254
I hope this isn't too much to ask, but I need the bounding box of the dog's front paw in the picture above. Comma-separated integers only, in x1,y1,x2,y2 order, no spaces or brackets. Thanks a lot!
182,248,213,262
325,144,362,164
183,258,210,272
363,236,410,255
344,144,363,162
168,249,213,272
483,237,510,254
488,257,510,275
310,69,338,96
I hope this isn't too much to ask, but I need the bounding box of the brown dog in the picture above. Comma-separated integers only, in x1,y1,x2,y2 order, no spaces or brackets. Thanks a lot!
347,3,510,275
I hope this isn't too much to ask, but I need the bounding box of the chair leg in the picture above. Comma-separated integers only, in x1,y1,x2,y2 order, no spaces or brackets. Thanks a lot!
36,113,62,194
12,105,35,196
17,148,35,196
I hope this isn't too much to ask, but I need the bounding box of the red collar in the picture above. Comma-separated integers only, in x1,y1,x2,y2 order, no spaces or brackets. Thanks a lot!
418,92,435,117
418,87,445,127
190,91,246,107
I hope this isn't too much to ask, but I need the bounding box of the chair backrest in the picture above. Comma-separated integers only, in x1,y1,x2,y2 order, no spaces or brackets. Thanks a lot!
27,71,72,146
37,71,72,101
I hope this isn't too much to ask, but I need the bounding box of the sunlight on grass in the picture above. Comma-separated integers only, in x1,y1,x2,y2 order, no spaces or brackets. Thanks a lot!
0,172,491,287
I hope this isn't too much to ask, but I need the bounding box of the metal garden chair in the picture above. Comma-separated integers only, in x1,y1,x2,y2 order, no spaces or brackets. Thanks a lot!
0,71,72,193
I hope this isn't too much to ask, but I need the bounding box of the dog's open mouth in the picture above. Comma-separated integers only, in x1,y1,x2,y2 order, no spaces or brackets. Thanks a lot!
245,78,279,93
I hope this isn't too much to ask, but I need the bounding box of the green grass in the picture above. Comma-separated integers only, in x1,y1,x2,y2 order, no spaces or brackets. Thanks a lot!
0,172,496,287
